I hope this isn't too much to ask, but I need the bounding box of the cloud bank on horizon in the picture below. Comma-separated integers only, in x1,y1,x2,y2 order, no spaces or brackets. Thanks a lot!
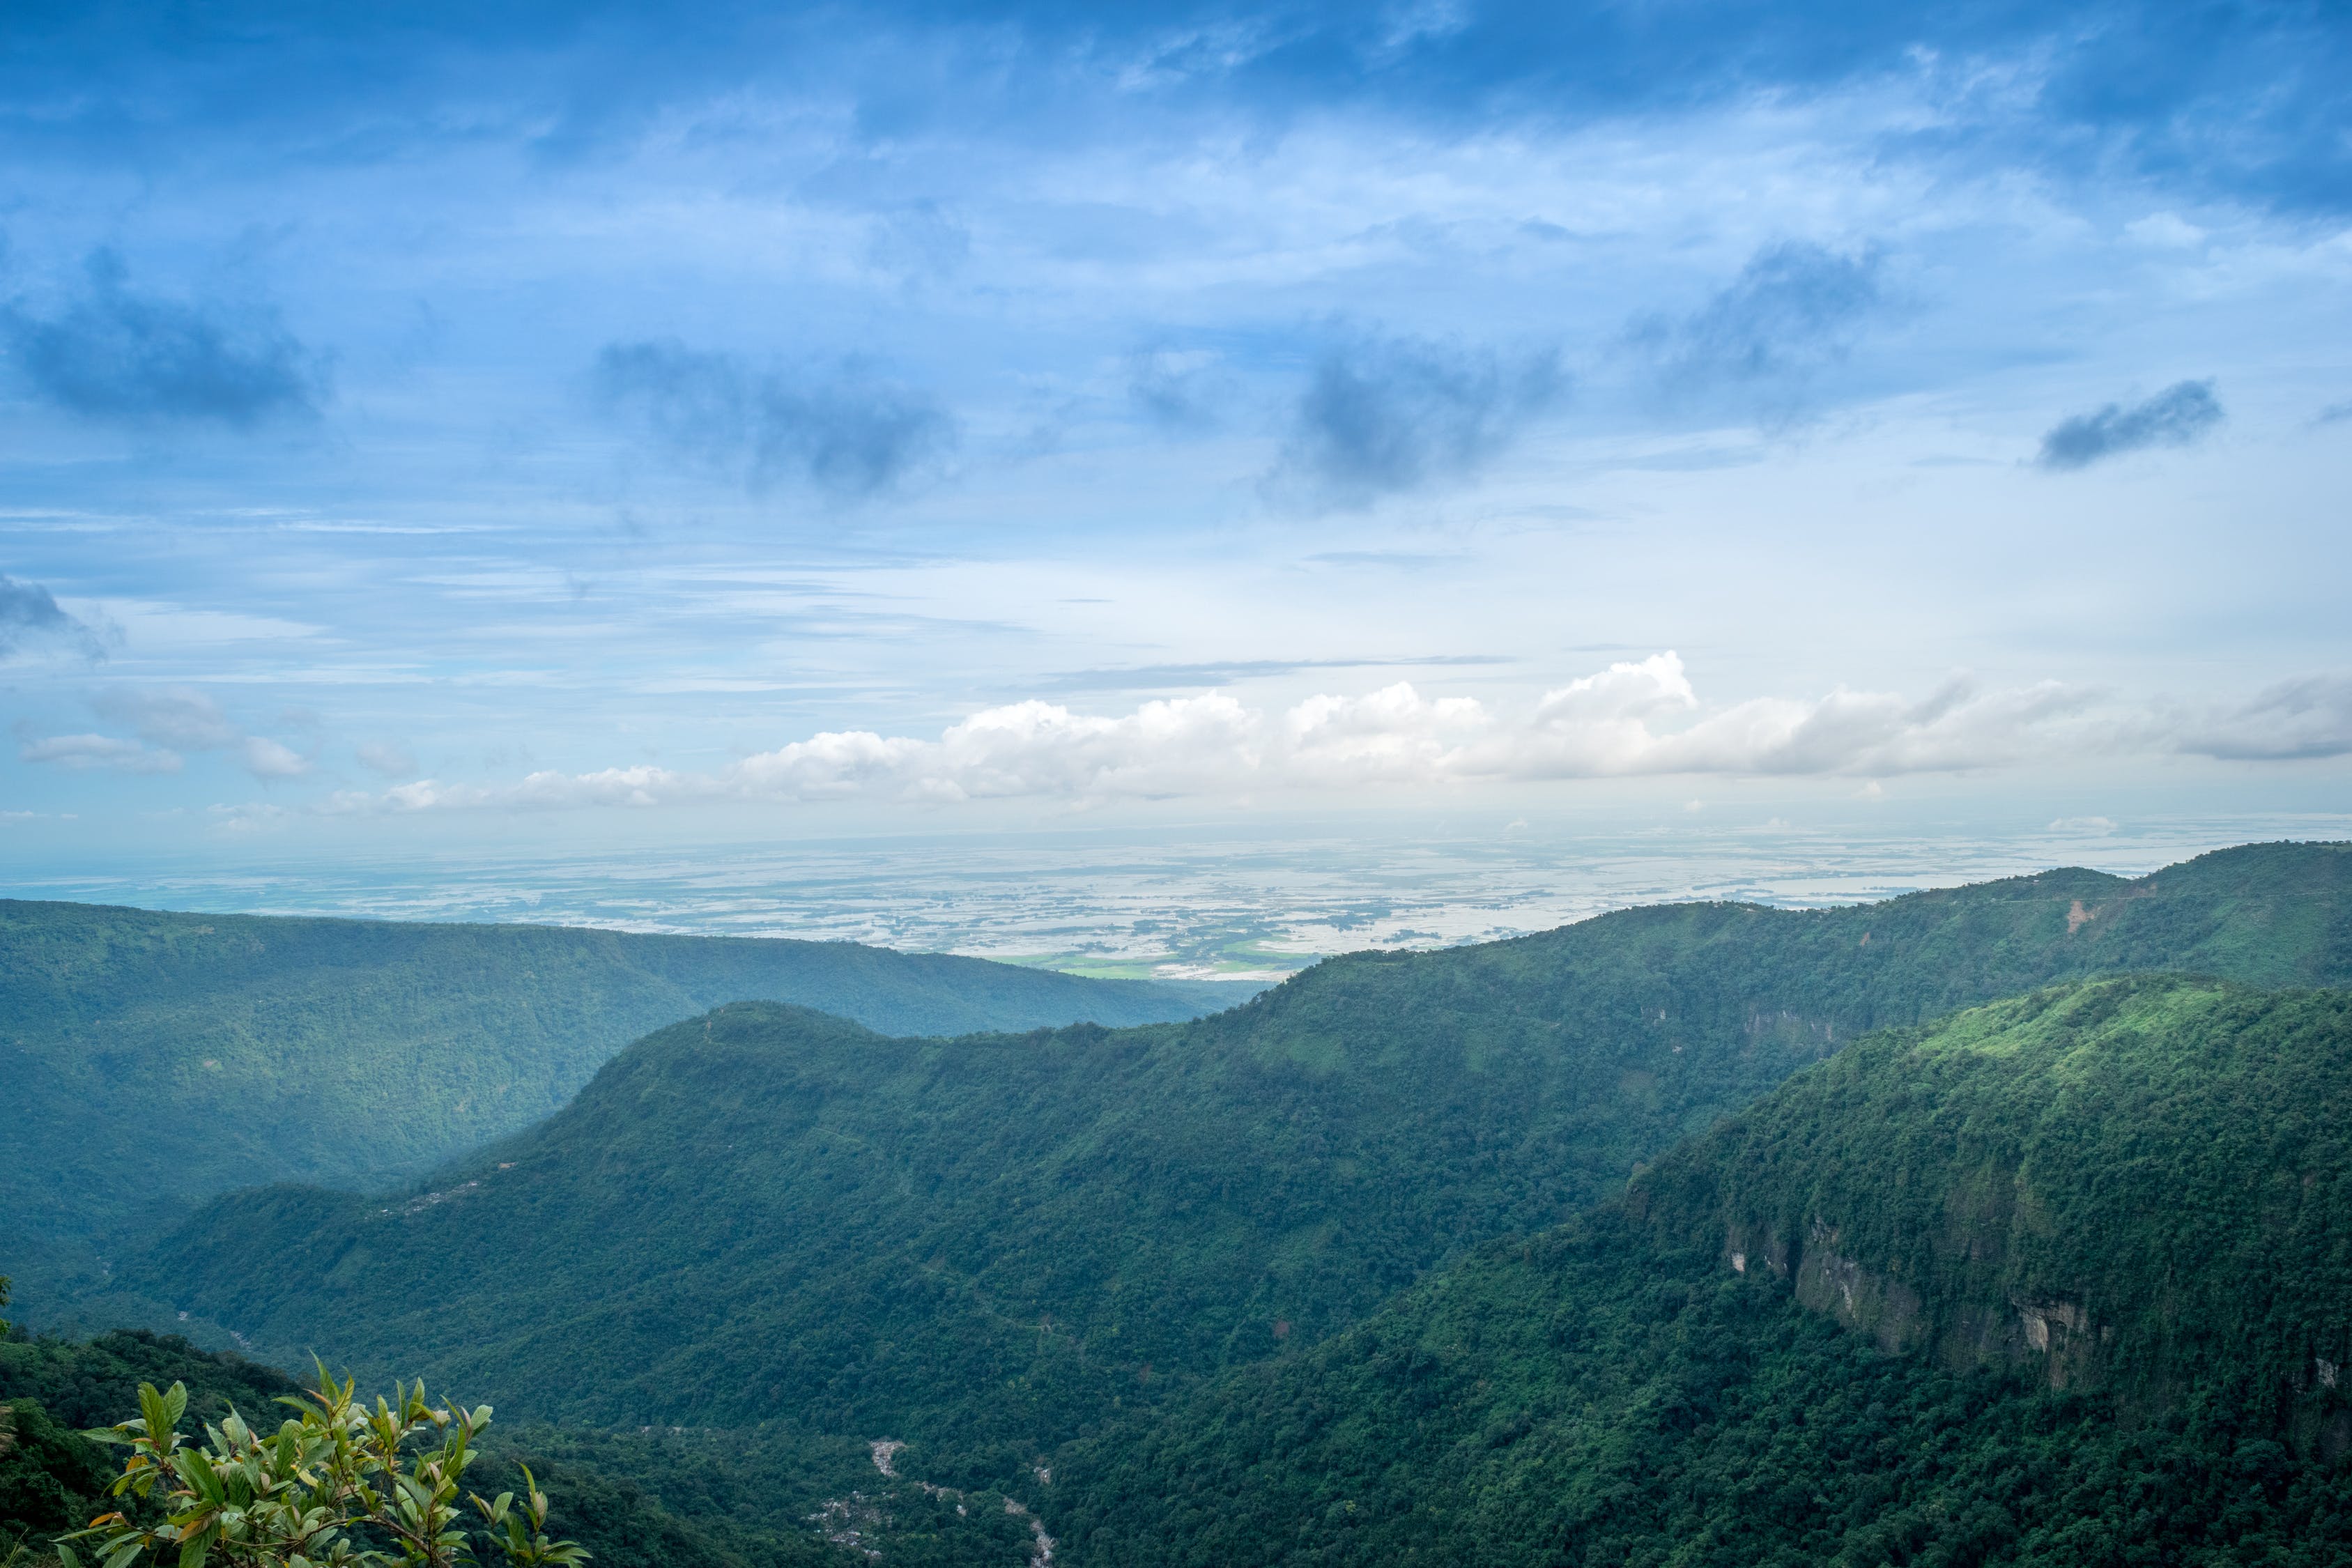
0,0,2346,845
294,653,2343,813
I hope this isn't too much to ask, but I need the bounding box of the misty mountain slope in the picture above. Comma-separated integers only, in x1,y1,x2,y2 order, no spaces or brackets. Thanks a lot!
133,844,2352,1480
0,898,1251,1313
1050,977,2352,1567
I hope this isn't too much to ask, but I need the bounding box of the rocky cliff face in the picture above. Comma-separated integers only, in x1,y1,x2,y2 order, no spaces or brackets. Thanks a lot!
1628,978,2352,1427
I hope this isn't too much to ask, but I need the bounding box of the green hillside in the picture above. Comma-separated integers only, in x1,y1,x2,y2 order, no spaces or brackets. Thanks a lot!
128,844,2352,1491
0,898,1253,1321
1050,978,2352,1565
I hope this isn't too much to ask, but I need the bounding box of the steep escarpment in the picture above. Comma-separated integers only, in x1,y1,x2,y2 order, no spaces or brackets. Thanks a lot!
1629,978,2352,1413
1048,978,2352,1566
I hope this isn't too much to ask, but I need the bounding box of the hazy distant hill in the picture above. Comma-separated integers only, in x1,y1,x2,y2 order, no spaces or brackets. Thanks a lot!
0,899,1254,1318
1053,977,2352,1565
132,843,2352,1486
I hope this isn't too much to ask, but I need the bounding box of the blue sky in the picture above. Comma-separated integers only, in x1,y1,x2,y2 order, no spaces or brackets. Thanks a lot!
1,0,2348,866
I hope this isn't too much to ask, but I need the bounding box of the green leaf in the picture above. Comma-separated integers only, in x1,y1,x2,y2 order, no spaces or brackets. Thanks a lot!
137,1385,171,1443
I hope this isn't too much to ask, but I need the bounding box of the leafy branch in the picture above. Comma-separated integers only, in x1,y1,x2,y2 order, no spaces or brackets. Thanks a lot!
64,1368,585,1568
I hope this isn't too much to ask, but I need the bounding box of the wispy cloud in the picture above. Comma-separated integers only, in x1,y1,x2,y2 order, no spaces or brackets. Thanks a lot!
2173,673,2352,760
17,731,180,773
1127,348,1229,432
356,741,417,778
17,687,314,779
1,251,328,428
863,201,971,281
0,575,107,661
1629,241,1886,415
1268,329,1564,507
594,339,956,500
2036,379,2224,470
95,686,242,751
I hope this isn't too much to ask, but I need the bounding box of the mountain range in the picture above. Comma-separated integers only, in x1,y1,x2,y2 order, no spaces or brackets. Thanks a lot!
0,899,1250,1325
6,840,2352,1565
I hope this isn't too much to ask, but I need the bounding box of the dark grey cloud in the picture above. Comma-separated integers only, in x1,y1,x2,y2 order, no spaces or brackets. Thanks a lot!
1271,330,1564,507
0,575,107,661
2036,379,2223,471
1,250,328,428
1633,241,1885,401
595,339,956,500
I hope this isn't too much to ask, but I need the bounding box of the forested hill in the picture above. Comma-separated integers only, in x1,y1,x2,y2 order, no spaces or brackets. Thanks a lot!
1051,978,2352,1565
0,898,1252,1321
133,843,2352,1486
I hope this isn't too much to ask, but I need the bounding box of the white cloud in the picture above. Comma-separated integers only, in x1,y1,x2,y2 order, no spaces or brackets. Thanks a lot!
241,736,312,778
341,651,2201,815
31,686,316,780
18,732,182,773
298,654,2352,819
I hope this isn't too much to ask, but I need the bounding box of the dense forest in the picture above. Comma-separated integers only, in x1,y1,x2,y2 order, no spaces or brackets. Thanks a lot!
6,842,2352,1565
1049,977,2352,1564
0,900,1248,1325
124,847,2352,1465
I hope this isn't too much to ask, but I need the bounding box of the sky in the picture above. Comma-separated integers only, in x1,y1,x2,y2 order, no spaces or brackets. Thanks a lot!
0,0,2348,891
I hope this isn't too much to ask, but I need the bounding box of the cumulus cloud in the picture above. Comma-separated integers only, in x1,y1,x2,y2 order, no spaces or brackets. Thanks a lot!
0,575,107,661
337,652,2215,817
2036,378,2223,470
1,250,328,428
1268,330,1565,507
1631,241,1885,406
594,339,956,499
18,686,312,779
